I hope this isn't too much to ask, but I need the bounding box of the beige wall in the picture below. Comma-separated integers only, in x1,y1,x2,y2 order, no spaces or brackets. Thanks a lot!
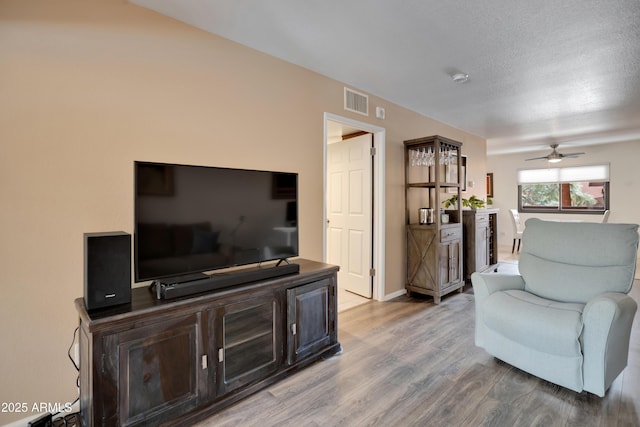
487,140,640,248
0,0,486,422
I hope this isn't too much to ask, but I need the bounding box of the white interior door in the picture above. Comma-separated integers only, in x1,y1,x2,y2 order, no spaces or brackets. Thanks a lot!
326,133,373,298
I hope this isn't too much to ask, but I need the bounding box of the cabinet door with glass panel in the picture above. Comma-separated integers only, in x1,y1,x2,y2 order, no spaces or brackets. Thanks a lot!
213,290,282,395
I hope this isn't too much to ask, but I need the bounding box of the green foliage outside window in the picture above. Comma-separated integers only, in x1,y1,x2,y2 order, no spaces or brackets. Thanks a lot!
569,183,597,207
520,182,601,211
521,184,558,208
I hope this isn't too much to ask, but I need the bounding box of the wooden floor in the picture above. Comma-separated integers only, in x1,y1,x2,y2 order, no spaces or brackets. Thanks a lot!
195,275,640,426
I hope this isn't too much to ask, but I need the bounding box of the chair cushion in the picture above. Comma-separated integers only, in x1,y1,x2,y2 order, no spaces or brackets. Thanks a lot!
519,219,639,303
482,290,585,357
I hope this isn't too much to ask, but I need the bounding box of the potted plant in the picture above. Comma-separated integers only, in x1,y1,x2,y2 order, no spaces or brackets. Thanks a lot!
442,194,486,210
467,195,486,209
442,194,460,209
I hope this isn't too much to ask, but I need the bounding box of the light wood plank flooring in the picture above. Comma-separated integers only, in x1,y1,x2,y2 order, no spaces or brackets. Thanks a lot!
195,267,640,426
338,287,369,312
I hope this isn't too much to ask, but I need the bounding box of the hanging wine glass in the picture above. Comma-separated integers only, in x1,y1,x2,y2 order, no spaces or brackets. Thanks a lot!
427,147,435,166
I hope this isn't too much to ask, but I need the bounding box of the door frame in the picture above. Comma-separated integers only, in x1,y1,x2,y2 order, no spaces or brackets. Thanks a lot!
323,112,386,301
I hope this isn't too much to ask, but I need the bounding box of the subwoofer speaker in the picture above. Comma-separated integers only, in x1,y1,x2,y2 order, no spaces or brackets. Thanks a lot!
84,231,131,311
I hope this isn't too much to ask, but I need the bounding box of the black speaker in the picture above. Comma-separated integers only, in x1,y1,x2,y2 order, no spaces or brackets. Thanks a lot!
84,232,131,311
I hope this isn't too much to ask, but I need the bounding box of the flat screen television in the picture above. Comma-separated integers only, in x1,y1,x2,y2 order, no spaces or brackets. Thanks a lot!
134,161,298,283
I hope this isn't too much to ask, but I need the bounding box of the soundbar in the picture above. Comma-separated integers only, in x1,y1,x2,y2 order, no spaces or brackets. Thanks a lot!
152,262,300,300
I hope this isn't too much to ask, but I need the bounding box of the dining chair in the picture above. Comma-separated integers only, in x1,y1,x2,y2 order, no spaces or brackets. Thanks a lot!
602,210,610,223
509,209,524,253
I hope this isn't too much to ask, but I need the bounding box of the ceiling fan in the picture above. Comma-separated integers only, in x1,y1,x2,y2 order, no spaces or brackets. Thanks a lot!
525,144,585,163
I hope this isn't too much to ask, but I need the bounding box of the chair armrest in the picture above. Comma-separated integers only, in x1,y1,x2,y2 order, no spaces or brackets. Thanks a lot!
471,272,526,302
471,273,526,347
582,293,638,396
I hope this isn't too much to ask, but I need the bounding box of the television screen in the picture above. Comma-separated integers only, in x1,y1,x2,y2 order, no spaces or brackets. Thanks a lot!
134,161,298,283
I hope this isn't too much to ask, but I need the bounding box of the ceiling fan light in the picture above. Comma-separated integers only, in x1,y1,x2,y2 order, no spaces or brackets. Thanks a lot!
525,143,584,162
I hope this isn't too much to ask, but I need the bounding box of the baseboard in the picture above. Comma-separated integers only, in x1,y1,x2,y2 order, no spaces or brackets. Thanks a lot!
382,288,407,301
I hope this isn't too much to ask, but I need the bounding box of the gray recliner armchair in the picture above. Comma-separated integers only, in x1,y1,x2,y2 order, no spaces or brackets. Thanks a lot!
472,218,638,396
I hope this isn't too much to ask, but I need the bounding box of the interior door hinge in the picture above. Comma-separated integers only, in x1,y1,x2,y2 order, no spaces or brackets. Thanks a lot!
291,323,297,336
370,147,376,156
218,348,224,363
369,268,376,277
201,354,208,370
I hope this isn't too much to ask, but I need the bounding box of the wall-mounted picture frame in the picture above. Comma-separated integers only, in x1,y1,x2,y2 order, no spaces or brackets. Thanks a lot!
486,172,494,198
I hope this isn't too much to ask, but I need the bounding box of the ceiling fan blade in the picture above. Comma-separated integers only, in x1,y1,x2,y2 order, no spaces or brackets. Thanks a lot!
560,152,585,158
525,156,550,161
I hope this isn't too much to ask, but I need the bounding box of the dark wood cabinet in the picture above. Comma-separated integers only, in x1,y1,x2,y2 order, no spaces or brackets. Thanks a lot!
286,277,337,365
110,313,207,425
76,259,340,427
448,209,499,281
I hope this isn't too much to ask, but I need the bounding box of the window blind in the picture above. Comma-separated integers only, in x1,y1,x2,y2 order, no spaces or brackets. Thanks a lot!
518,164,609,184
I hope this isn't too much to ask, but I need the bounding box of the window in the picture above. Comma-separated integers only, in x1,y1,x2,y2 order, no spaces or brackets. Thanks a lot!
517,165,609,214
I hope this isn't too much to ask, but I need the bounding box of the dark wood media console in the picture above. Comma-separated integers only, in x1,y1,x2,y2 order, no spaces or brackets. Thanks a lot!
75,259,340,426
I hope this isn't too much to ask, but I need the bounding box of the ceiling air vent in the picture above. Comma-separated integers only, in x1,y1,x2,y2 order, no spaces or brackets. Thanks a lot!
344,87,368,116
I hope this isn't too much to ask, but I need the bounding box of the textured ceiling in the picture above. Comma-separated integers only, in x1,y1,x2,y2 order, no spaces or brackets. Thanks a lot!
130,0,640,155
